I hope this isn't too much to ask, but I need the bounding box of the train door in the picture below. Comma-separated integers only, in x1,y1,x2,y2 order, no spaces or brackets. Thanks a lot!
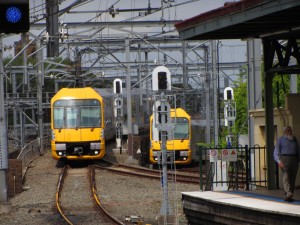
64,107,82,141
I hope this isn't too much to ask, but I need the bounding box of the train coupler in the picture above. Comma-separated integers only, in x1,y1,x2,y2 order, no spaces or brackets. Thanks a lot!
74,147,83,156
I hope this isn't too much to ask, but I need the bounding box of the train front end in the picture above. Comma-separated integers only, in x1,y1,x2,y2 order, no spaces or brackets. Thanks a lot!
149,108,192,165
51,87,105,160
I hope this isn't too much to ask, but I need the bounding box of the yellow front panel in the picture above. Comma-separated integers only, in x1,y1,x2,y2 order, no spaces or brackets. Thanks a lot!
53,128,101,142
80,128,101,141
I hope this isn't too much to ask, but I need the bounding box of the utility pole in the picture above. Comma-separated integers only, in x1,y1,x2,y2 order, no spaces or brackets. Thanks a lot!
36,39,44,153
74,47,82,87
204,46,211,144
22,33,28,93
211,40,219,146
205,72,211,144
125,38,133,159
46,0,59,57
0,37,8,203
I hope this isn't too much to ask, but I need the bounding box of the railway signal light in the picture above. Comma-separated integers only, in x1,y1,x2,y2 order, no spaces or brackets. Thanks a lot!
153,101,171,126
158,105,169,124
113,78,123,94
227,90,232,100
152,66,171,91
158,72,167,90
224,87,234,100
0,0,30,34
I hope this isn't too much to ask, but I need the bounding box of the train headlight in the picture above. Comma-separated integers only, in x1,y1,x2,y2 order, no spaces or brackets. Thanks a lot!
94,151,99,155
57,150,66,156
180,151,188,157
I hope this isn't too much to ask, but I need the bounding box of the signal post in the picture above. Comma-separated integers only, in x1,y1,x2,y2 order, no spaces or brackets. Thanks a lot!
212,87,236,191
113,79,123,153
152,66,176,225
0,0,30,207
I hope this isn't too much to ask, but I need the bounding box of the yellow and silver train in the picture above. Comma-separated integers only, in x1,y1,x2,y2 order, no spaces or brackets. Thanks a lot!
50,87,115,160
149,107,192,165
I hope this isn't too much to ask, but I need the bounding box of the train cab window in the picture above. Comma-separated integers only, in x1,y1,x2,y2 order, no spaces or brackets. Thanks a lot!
66,108,79,128
53,99,101,129
80,106,101,127
54,108,64,128
173,117,189,140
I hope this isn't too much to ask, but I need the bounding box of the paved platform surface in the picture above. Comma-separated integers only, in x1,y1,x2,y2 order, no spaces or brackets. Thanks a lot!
182,188,300,216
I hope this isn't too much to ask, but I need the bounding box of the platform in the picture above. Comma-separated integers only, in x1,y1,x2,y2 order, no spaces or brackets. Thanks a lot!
182,189,300,225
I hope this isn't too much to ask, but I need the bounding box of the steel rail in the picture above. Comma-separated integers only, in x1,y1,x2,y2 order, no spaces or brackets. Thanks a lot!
94,162,199,184
90,166,125,225
55,166,74,225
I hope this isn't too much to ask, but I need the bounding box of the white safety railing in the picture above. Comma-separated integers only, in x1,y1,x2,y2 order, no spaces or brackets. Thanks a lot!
17,136,51,179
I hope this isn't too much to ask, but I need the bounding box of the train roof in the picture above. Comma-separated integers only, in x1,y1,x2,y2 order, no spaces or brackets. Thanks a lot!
170,108,190,119
150,108,190,119
51,87,103,103
52,87,148,102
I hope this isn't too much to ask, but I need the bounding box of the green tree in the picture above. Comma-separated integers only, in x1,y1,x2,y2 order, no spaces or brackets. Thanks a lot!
233,71,248,136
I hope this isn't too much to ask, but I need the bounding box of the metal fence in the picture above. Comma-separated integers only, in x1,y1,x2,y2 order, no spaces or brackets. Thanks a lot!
198,145,267,191
17,136,51,179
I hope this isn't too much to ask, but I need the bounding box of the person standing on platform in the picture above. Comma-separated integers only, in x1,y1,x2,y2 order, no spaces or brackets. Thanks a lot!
274,126,300,202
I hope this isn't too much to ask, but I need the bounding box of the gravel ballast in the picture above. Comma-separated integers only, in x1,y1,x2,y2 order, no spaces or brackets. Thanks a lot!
0,150,199,225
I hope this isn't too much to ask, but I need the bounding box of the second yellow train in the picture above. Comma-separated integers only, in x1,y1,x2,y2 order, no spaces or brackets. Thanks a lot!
149,107,192,165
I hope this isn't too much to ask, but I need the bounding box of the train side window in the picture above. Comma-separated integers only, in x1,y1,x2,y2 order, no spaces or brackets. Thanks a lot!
53,108,64,128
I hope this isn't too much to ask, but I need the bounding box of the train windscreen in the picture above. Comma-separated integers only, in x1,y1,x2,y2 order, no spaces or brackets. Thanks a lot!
53,99,101,129
172,117,189,140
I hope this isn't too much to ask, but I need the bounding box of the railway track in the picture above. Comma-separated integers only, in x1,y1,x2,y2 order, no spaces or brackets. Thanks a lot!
95,160,200,184
96,160,247,189
55,165,125,225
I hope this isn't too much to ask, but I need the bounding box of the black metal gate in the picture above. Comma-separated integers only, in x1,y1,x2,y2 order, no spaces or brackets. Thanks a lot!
198,145,267,191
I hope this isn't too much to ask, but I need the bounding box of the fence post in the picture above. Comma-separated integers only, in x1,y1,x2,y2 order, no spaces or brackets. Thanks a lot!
245,145,249,190
199,146,203,191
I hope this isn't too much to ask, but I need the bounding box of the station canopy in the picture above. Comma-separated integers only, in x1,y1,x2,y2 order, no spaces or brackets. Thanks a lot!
174,0,300,40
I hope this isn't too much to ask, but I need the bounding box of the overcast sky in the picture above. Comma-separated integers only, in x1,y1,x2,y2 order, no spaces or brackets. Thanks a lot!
2,0,246,64
2,0,235,44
